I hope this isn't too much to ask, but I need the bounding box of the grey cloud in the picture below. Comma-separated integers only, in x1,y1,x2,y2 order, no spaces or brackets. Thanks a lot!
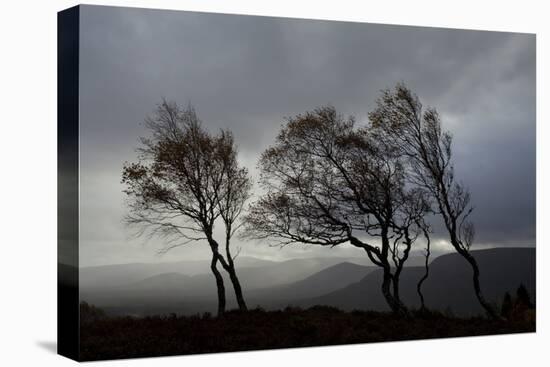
77,5,535,266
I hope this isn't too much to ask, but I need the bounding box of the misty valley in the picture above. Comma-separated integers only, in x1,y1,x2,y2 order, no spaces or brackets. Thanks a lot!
78,248,535,317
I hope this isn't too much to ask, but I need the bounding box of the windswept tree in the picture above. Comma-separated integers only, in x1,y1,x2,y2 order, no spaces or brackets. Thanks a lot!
244,106,429,315
369,83,497,318
340,127,431,310
122,100,250,315
213,132,252,311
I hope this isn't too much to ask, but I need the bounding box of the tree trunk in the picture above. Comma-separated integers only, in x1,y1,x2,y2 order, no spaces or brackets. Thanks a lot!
381,270,396,311
392,235,412,313
416,255,430,312
416,230,431,312
381,266,408,316
226,261,248,311
380,227,408,316
210,252,226,316
216,254,247,311
223,228,248,311
460,249,497,319
353,235,407,316
439,186,497,319
445,223,497,318
207,235,248,312
392,272,403,309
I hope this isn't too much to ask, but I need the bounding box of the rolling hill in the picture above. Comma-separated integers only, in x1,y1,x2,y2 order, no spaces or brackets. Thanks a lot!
245,262,375,306
306,247,535,316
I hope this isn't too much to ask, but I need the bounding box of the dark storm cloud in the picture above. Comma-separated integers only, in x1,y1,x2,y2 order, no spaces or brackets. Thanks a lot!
78,5,535,266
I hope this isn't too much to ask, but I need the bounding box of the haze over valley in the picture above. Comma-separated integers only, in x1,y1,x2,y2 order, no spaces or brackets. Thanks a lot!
80,247,534,317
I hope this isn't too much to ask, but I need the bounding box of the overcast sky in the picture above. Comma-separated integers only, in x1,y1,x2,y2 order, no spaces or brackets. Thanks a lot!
77,5,535,267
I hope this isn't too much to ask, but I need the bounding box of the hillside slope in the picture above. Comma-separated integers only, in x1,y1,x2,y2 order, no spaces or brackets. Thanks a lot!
308,247,535,315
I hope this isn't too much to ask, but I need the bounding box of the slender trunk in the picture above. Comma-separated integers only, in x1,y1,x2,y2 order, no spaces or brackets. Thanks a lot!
208,234,248,312
381,227,408,316
353,234,407,315
392,260,402,307
460,249,497,319
210,252,226,316
416,253,430,312
438,184,497,319
445,221,497,318
381,267,408,316
391,272,402,309
224,227,247,311
416,229,431,311
381,268,398,312
392,234,412,312
226,262,247,311
392,271,408,312
217,255,247,311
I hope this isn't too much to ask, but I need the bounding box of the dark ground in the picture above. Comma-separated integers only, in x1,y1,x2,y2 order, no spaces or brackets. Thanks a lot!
79,305,535,361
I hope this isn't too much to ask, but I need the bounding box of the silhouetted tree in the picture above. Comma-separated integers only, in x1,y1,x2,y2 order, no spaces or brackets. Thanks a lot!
369,83,497,318
245,106,428,315
516,284,533,309
501,285,534,320
80,301,107,325
122,100,250,315
501,292,513,319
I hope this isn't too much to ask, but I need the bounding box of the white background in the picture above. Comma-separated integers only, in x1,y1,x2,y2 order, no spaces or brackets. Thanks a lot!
0,0,547,365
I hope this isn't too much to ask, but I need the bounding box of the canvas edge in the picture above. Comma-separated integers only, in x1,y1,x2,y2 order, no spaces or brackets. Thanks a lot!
57,4,81,362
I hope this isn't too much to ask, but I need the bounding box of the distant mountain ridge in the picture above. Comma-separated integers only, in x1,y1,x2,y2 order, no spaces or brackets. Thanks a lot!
246,262,375,305
305,247,535,316
80,256,379,291
79,247,535,317
80,253,434,291
79,256,278,290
